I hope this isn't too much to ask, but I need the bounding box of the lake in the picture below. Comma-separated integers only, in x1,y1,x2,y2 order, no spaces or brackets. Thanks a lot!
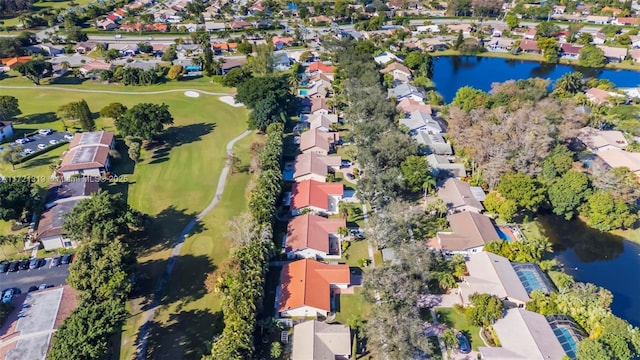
432,55,640,103
538,215,640,328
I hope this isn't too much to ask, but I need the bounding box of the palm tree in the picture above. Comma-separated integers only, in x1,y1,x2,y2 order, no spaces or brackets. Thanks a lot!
422,175,436,197
339,203,350,220
441,328,458,350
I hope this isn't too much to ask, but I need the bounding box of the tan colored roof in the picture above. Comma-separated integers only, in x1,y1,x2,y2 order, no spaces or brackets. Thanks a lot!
597,45,627,60
285,214,345,253
293,152,341,180
464,252,530,303
437,178,484,212
596,149,640,173
438,212,499,251
292,320,351,360
576,127,628,151
519,39,539,51
291,180,344,210
300,129,338,153
310,97,330,113
308,113,338,131
380,61,412,75
278,259,350,313
396,98,432,115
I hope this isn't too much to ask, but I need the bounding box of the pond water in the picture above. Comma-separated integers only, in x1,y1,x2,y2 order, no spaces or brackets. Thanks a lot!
432,56,640,103
538,215,640,328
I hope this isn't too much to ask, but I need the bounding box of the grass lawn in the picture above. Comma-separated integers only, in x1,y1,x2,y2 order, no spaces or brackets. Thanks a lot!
342,240,369,267
334,287,371,325
435,307,483,351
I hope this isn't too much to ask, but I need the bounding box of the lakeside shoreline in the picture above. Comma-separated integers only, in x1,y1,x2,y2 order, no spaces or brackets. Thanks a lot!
431,49,640,72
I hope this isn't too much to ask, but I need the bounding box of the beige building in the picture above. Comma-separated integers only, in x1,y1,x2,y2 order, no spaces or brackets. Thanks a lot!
292,320,351,360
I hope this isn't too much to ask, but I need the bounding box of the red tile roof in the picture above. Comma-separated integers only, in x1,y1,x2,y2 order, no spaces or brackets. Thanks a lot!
285,214,345,253
278,259,350,312
307,61,334,74
291,180,343,211
519,39,539,52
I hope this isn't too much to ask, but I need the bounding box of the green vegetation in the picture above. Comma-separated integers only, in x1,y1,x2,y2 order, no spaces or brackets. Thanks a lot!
435,308,483,351
335,287,371,325
235,76,297,131
465,293,504,327
57,99,95,131
115,103,174,141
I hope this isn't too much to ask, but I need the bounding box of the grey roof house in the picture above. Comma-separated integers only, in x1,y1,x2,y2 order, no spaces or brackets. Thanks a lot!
427,154,466,178
292,320,351,360
400,110,442,134
387,83,425,101
414,132,452,155
436,211,500,254
437,178,484,214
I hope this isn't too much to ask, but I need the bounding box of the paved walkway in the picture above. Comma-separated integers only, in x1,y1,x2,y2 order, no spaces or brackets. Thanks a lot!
361,203,376,268
0,85,231,96
134,129,252,360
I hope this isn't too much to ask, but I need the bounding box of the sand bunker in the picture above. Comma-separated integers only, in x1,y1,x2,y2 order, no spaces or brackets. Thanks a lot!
184,91,200,98
219,96,244,107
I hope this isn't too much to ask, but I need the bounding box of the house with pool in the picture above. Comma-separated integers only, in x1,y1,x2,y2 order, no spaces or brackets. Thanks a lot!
435,211,500,255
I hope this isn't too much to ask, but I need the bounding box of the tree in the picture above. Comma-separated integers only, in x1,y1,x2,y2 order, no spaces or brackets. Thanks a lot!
76,99,95,131
451,86,488,111
221,67,253,87
400,155,432,193
505,13,519,30
583,191,636,231
535,22,560,38
553,72,584,98
576,32,593,46
496,173,546,212
236,75,296,131
537,37,559,63
115,103,174,140
548,171,590,220
167,64,184,80
0,146,22,171
453,30,464,50
0,177,35,220
14,59,52,85
237,41,253,55
441,328,458,349
127,141,141,163
0,96,20,121
465,293,504,327
269,342,282,359
63,190,144,242
579,45,606,68
161,46,177,62
403,51,433,78
99,103,127,120
248,44,274,75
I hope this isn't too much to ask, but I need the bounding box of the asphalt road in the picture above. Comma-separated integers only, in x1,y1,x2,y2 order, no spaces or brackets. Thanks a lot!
9,131,71,157
0,258,70,293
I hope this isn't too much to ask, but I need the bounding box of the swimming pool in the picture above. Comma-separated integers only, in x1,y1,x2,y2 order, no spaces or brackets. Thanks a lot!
496,225,517,241
554,327,578,358
512,263,555,294
298,89,308,96
547,315,586,359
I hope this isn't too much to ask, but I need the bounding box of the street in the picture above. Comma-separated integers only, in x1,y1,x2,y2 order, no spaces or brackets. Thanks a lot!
0,258,70,293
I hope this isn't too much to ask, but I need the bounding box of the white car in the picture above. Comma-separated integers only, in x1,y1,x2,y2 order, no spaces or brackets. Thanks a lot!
64,134,74,140
38,129,53,136
2,289,14,303
14,138,29,145
38,284,47,290
37,143,47,150
23,149,34,155
49,139,59,145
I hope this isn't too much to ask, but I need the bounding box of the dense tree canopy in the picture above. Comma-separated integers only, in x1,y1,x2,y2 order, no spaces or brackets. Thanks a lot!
0,177,36,221
579,45,606,68
400,155,433,193
465,293,504,327
14,59,52,85
548,171,590,219
58,99,94,131
583,191,636,231
99,102,127,120
235,75,296,131
0,96,21,121
496,173,547,212
115,103,174,140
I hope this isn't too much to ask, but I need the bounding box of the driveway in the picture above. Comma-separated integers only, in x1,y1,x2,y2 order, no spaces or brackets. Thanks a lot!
0,258,70,293
8,131,71,157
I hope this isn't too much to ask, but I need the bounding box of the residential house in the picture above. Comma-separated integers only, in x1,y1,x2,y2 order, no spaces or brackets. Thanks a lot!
310,98,331,115
300,129,338,156
34,43,64,56
585,87,625,105
273,52,292,71
305,76,332,99
601,6,622,15
396,98,432,115
380,61,413,83
400,110,442,134
630,49,640,63
388,83,424,101
416,38,448,52
307,61,335,75
277,259,350,318
79,60,113,78
448,23,472,37
586,15,611,24
613,17,639,26
293,152,341,182
596,149,640,177
220,58,247,74
415,132,452,155
576,127,628,153
124,60,158,71
524,27,537,39
272,36,295,49
491,25,506,37
435,211,500,254
0,121,14,143
205,21,226,32
576,4,592,14
229,20,252,30
518,39,540,54
416,24,440,33
593,32,607,45
308,113,338,132
211,42,237,54
75,42,97,54
374,51,401,65
58,131,116,180
285,214,346,259
553,5,566,14
97,18,117,30
560,43,583,60
487,38,516,52
479,309,568,360
110,43,138,57
0,56,31,71
291,320,351,360
437,178,484,214
290,180,343,215
36,179,100,250
309,15,332,24
427,154,466,178
597,45,627,63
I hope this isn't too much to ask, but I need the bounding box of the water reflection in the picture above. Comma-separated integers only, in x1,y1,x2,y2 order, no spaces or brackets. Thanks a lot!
539,215,625,263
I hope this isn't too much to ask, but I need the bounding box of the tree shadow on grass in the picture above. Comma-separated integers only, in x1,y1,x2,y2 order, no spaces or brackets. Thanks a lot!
138,206,205,255
143,309,223,360
17,112,58,125
19,153,59,169
159,253,216,306
148,123,216,165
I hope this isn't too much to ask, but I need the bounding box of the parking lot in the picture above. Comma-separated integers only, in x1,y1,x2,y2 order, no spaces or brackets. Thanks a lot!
4,131,71,157
0,258,70,293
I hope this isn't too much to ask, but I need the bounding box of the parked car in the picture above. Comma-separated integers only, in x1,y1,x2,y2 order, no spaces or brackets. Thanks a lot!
19,259,29,270
2,289,14,303
37,143,47,150
38,284,47,290
29,258,40,269
341,160,352,168
49,139,59,145
8,261,19,272
457,332,471,354
346,173,355,180
15,138,30,144
60,254,72,265
51,256,61,267
27,286,39,292
23,149,34,155
0,262,8,273
63,133,74,140
38,129,53,136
